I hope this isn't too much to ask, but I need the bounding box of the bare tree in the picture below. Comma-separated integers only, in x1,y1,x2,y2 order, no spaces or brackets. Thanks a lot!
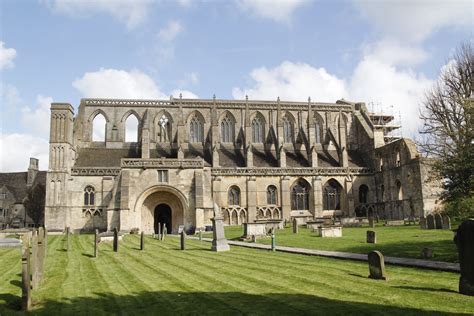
419,42,473,202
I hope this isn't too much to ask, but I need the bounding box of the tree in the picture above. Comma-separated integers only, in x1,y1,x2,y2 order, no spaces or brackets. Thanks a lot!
419,42,473,206
23,183,45,226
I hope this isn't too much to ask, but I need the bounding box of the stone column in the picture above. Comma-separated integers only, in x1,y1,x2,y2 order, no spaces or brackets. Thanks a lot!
312,176,323,218
345,176,354,216
195,170,205,230
280,176,291,220
246,176,257,222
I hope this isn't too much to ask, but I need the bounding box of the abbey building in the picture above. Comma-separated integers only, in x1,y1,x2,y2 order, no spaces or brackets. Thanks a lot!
44,97,441,233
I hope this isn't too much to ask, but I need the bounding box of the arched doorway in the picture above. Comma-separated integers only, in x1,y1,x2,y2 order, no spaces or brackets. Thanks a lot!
154,204,172,234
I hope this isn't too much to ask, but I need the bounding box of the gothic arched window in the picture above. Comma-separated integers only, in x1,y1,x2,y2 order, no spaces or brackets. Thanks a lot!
251,116,264,143
125,114,139,142
359,184,369,204
283,116,293,143
228,186,240,206
189,115,204,143
323,179,342,210
291,180,310,210
157,114,171,142
92,113,106,141
220,114,234,143
84,186,95,206
267,185,278,205
396,180,403,200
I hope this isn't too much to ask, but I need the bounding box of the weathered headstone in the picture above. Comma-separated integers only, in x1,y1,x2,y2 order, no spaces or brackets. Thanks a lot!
454,219,474,296
157,223,161,240
367,230,376,244
434,213,443,229
211,202,230,252
271,233,276,252
162,225,167,241
419,216,427,229
94,229,99,258
442,216,451,230
21,246,31,311
180,231,186,250
368,250,387,280
426,214,435,229
140,231,145,251
421,247,433,259
368,216,375,229
292,218,298,234
113,228,118,252
31,231,39,289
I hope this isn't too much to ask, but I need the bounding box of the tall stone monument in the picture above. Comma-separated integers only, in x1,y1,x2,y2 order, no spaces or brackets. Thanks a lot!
211,202,230,252
454,219,474,296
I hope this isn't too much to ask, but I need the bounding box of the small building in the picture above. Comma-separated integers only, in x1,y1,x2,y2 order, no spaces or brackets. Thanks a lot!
0,158,46,229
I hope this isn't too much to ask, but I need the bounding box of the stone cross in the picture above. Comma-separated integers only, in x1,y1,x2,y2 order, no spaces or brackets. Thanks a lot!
366,230,376,244
434,213,443,229
113,228,118,252
454,219,474,296
21,246,31,311
94,229,99,258
368,251,387,280
180,231,186,250
140,231,145,251
426,214,435,229
292,218,298,234
442,216,451,230
419,217,427,229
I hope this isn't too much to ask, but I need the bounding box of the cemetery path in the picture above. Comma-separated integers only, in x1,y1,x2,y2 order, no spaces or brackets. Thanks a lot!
188,237,460,273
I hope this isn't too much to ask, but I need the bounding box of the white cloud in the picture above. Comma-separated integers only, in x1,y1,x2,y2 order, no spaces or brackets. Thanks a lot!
236,0,310,23
170,89,199,99
353,0,473,43
232,61,347,102
21,95,54,139
0,133,49,172
42,0,153,29
157,20,183,42
363,39,429,66
0,82,22,109
0,41,17,70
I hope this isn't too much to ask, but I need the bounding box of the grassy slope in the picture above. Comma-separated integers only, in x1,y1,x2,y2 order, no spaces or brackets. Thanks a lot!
209,225,458,263
0,235,472,315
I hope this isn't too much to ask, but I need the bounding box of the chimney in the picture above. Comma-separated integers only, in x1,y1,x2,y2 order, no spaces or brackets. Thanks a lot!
27,157,39,187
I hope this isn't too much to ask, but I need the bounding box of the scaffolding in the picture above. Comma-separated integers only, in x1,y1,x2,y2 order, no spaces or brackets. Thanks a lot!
367,102,402,144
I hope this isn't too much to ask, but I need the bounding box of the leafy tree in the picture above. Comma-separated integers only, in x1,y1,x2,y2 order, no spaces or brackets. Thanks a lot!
23,183,45,226
419,42,473,210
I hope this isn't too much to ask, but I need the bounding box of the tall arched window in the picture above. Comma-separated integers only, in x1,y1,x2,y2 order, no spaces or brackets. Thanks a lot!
267,185,278,205
228,186,240,206
84,186,95,206
125,115,139,142
291,180,310,210
157,114,171,142
92,113,106,141
396,180,403,200
283,116,293,143
323,179,342,210
220,114,234,143
251,116,264,143
359,184,369,203
190,115,204,143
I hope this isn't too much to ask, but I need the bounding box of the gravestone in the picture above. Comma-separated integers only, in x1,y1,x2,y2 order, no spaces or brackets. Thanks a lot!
31,231,39,289
375,215,380,223
419,216,427,229
37,227,45,285
113,228,118,252
421,247,433,259
140,231,145,251
65,226,70,251
251,235,257,243
368,216,375,229
211,202,230,252
368,251,387,280
442,216,451,230
426,214,435,229
162,225,167,241
271,233,276,252
94,229,99,258
178,225,185,234
43,227,48,257
157,223,161,240
434,213,443,229
180,231,186,250
292,218,298,234
21,246,31,311
367,230,376,244
454,219,474,296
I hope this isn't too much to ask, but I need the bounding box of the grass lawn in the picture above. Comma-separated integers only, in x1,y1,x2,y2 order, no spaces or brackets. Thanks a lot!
1,234,472,315
208,225,459,263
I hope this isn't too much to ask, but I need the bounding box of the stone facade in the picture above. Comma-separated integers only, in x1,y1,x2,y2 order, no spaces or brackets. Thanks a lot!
44,97,442,233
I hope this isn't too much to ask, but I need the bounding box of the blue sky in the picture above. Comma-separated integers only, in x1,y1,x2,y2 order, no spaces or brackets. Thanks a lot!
0,0,472,171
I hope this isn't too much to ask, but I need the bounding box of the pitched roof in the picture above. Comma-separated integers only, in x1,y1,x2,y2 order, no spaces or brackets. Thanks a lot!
0,171,46,203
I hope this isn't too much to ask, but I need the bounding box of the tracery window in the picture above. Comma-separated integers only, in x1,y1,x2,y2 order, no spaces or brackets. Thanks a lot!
323,179,342,210
157,114,171,142
359,184,369,204
220,114,234,143
189,116,204,143
84,186,95,206
291,180,310,210
267,185,278,205
228,186,240,206
251,116,264,143
283,116,293,143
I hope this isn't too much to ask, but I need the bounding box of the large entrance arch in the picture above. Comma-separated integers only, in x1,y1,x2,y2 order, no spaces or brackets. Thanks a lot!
135,185,189,234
